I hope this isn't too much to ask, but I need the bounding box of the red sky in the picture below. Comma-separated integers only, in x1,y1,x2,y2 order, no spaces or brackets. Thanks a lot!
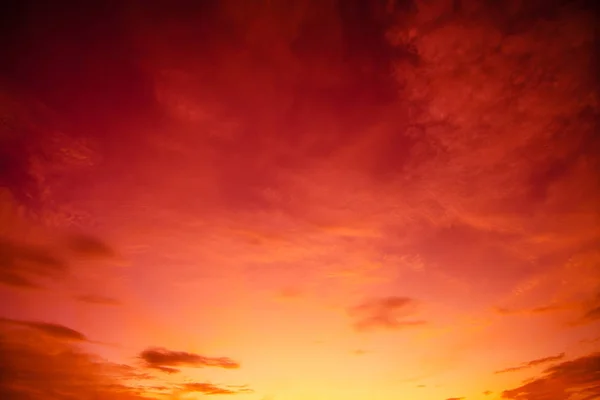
1,1,599,399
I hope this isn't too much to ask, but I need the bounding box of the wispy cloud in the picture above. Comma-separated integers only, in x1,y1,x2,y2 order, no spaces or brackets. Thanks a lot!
74,294,121,306
140,347,240,373
181,383,253,395
495,303,569,316
349,296,426,331
495,352,565,374
63,233,117,259
571,291,600,326
0,317,87,342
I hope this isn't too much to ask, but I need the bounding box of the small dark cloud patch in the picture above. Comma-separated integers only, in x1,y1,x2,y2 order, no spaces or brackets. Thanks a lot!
575,292,600,325
63,233,116,259
0,317,87,341
483,390,493,395
182,383,252,395
140,347,240,373
446,397,465,400
349,296,426,331
502,352,600,399
495,352,565,374
75,294,121,306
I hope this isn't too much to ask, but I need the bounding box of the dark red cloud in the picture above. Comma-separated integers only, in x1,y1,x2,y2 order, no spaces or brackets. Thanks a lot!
495,353,566,374
63,233,116,259
0,317,87,341
0,238,67,289
349,296,426,331
502,352,600,400
140,347,240,373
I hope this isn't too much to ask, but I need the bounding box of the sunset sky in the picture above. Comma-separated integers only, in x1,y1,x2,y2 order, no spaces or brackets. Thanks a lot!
1,1,599,399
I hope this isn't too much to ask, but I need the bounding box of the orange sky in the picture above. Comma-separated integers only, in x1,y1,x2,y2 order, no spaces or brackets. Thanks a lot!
1,1,599,399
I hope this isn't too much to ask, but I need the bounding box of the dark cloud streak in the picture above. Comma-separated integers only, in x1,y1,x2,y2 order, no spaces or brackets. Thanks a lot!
495,353,565,374
182,382,252,395
0,317,87,341
63,233,116,259
140,347,240,373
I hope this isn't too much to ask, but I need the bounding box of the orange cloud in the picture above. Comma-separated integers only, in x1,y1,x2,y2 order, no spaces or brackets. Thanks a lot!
572,291,600,326
495,353,566,374
495,303,569,316
349,296,426,331
181,383,253,395
140,347,240,374
0,322,149,399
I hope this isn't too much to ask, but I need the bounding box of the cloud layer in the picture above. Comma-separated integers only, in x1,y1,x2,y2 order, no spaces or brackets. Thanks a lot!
502,353,600,400
1,1,598,400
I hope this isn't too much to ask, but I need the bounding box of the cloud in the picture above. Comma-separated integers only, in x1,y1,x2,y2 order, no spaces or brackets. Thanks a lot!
0,322,149,400
140,347,240,373
0,238,68,289
74,294,121,306
0,317,87,341
182,383,253,395
0,198,120,291
63,233,116,259
495,303,569,316
483,391,493,395
572,291,600,326
495,352,566,374
349,296,426,331
0,319,252,399
501,352,600,399
446,397,465,400
581,305,600,322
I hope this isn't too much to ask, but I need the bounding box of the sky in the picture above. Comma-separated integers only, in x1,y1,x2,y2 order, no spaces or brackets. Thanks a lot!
0,1,599,399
